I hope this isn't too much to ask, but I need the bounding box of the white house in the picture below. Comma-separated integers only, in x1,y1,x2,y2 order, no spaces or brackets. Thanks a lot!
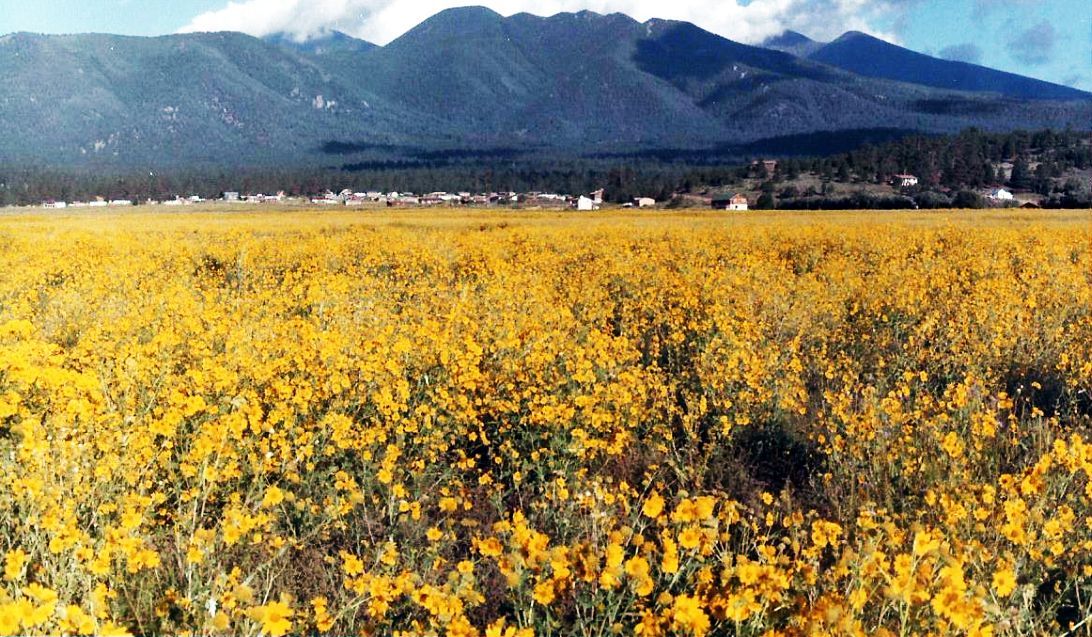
42,201,67,209
989,188,1014,201
894,174,919,188
635,197,656,208
577,196,599,211
712,193,749,211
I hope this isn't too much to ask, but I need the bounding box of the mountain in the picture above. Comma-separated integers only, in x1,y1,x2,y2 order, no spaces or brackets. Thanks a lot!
0,8,1089,168
808,31,1087,101
263,30,376,56
761,30,825,57
0,31,437,166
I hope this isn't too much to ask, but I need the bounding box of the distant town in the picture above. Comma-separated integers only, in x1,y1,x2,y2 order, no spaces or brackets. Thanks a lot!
28,171,1050,213
37,188,630,211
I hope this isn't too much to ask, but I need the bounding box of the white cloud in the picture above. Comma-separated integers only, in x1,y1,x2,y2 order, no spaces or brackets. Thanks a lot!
178,0,905,46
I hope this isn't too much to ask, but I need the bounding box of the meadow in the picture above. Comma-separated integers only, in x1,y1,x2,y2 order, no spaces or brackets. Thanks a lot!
0,208,1091,636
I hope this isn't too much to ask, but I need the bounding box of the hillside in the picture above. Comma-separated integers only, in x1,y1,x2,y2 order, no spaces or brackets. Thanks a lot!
0,8,1089,168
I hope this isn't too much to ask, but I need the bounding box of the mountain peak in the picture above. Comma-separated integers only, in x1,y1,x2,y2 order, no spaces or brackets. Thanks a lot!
831,30,876,44
428,5,504,24
391,5,505,44
761,29,824,57
768,30,814,45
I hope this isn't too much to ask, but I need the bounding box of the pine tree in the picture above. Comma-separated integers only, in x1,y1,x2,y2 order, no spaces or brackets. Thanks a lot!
1009,156,1032,190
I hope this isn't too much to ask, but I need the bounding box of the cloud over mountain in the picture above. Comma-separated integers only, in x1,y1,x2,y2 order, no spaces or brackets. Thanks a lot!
1006,20,1056,65
939,43,983,64
179,0,902,46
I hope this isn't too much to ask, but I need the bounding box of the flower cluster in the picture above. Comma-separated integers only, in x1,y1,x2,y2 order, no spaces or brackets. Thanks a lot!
0,209,1089,635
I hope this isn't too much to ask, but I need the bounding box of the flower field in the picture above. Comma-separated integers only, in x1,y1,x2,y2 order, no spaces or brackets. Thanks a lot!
1,208,1091,636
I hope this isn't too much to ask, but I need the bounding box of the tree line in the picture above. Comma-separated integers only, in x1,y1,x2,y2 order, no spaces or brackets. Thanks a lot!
1,128,1089,208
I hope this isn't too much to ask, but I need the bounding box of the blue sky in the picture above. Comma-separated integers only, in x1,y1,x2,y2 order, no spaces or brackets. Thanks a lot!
0,0,1088,90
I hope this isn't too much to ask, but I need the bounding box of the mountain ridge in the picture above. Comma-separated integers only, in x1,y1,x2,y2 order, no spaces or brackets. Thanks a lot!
808,30,1087,101
0,7,1088,168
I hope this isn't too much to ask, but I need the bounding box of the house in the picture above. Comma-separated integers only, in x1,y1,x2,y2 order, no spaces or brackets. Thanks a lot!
753,160,778,176
42,201,67,209
577,196,599,211
711,193,749,211
635,197,656,209
590,189,605,205
108,199,133,206
893,174,919,188
988,188,1014,201
1020,201,1042,209
223,192,240,202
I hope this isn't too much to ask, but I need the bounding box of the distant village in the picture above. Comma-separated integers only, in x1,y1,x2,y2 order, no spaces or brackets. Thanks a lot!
37,188,676,212
28,158,1057,212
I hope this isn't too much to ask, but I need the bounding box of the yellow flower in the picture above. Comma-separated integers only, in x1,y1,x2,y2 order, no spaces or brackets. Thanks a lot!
678,527,702,550
341,552,365,576
261,486,285,508
532,580,555,605
642,492,665,519
250,601,294,637
99,621,133,636
671,595,710,637
427,527,444,542
211,611,232,632
0,604,21,636
486,618,534,637
59,605,96,635
477,537,504,558
992,566,1017,597
3,549,27,582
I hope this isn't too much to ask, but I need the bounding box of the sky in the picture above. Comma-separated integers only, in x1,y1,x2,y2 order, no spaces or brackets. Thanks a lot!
0,0,1088,90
